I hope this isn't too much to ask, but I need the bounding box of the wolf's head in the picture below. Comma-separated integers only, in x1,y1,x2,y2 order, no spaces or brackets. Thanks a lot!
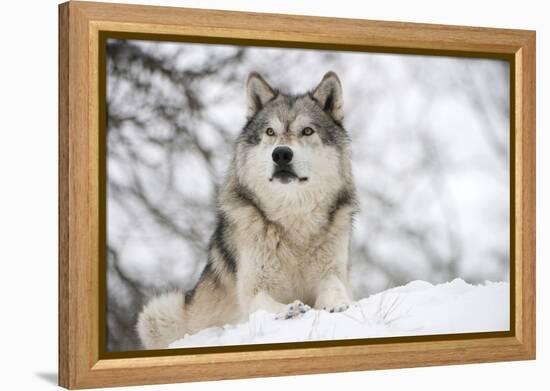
232,71,355,214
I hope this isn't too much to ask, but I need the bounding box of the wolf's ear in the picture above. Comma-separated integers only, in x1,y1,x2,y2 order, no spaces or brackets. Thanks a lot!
246,72,276,119
313,71,344,122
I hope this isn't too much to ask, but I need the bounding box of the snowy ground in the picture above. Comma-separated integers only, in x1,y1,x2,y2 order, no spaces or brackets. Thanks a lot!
169,279,509,349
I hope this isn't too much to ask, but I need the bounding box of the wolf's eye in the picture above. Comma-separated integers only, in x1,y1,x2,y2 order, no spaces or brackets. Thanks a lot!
302,127,315,136
266,128,275,136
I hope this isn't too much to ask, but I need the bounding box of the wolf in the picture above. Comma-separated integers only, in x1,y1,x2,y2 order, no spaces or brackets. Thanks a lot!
136,71,357,349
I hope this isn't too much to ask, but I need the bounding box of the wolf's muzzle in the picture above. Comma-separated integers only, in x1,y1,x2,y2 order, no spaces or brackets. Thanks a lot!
270,146,307,183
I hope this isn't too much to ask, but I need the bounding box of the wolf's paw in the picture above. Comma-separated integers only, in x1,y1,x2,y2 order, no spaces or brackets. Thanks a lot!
322,303,350,313
276,300,311,320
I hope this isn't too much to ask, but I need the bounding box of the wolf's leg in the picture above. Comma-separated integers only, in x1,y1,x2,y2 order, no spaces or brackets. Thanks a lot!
248,292,310,319
136,291,186,350
137,267,239,349
314,274,352,313
249,291,287,314
275,300,311,320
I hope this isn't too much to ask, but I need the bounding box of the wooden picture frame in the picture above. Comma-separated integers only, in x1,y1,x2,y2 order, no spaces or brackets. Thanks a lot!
58,1,536,388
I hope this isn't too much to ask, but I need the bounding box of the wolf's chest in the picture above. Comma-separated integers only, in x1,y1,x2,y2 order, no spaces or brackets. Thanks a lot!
243,229,334,300
230,202,351,303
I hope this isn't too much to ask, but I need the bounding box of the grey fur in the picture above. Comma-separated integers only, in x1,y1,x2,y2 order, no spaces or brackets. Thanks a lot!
137,71,358,349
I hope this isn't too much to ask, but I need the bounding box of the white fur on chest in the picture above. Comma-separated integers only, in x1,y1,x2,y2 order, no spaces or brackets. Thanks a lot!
232,208,351,308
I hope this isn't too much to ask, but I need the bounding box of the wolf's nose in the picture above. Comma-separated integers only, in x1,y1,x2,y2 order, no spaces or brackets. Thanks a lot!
272,146,293,165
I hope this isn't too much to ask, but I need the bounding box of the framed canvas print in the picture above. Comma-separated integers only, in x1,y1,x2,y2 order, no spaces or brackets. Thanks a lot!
58,1,536,389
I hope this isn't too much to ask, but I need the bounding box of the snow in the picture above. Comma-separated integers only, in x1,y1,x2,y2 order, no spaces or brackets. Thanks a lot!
169,279,509,349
